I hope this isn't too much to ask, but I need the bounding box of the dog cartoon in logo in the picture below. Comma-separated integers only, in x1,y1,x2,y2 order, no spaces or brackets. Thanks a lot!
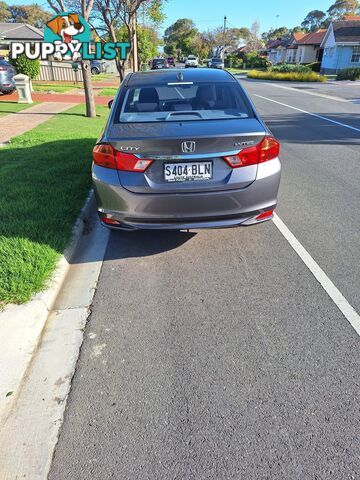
46,14,84,61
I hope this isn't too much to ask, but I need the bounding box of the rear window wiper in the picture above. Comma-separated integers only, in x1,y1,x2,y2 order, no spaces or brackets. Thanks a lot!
165,111,203,121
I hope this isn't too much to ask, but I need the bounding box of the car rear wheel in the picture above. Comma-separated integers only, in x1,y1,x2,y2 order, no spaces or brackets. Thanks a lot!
91,67,100,75
1,90,14,95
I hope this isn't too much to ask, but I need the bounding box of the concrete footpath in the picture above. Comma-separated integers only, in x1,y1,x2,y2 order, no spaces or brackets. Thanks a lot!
0,102,75,144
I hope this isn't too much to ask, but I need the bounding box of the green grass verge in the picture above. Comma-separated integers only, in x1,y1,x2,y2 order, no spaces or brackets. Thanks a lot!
247,70,326,82
226,68,254,74
0,101,37,118
98,87,118,97
91,73,118,82
33,83,83,93
0,104,109,306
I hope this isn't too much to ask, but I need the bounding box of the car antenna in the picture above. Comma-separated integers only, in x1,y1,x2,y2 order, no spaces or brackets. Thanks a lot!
177,71,183,82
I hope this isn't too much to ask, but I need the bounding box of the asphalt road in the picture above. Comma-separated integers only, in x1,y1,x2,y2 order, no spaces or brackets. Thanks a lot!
49,79,360,479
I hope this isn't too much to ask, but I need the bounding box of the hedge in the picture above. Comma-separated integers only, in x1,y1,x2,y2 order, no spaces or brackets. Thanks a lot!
270,64,311,73
247,70,327,82
9,53,40,79
336,67,360,81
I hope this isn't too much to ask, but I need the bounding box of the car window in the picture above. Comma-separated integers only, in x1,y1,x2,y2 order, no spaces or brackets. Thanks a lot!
118,82,253,123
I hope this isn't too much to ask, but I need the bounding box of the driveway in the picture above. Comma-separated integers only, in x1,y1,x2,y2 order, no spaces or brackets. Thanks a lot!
49,79,360,479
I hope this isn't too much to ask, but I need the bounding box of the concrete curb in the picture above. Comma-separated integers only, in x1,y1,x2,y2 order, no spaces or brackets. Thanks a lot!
0,190,95,427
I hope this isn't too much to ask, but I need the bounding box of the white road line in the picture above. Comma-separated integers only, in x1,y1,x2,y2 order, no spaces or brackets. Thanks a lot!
273,213,360,337
259,82,348,103
254,94,360,133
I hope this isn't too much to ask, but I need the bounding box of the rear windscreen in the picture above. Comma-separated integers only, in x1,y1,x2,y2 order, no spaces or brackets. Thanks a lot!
119,82,253,123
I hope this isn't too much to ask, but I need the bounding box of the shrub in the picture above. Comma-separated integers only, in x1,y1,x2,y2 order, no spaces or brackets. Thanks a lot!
306,61,321,72
225,54,243,69
8,53,40,79
247,70,326,82
244,51,270,69
336,67,360,81
270,63,311,73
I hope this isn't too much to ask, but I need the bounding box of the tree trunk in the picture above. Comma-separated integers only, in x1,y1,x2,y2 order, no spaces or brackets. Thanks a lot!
108,22,126,82
131,13,138,72
82,60,96,118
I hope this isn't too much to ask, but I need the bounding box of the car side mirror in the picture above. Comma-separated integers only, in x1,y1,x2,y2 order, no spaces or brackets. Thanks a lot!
108,99,113,109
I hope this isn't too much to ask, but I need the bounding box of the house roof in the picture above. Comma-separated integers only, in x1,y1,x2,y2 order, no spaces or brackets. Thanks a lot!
296,29,327,45
266,38,287,49
0,23,43,41
293,32,307,42
332,19,360,43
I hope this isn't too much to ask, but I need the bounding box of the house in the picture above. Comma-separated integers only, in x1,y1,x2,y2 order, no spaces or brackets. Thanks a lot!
0,23,43,58
267,30,326,65
267,38,288,64
294,29,326,64
320,16,360,73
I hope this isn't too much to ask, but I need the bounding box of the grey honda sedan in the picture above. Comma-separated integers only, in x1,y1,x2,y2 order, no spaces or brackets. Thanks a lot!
92,69,281,230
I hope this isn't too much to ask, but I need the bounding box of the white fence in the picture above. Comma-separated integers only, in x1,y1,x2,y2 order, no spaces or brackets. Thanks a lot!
38,61,83,82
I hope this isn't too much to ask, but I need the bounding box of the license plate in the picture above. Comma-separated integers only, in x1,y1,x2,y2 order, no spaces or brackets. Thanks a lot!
164,161,212,182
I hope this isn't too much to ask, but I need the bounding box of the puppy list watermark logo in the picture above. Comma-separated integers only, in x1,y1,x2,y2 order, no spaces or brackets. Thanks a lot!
10,12,130,62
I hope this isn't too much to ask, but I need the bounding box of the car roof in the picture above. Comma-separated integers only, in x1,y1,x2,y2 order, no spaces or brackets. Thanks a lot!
125,68,236,86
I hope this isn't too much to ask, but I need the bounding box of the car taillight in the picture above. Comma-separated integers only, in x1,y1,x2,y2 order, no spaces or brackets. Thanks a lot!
0,67,8,71
223,136,280,168
93,144,117,169
92,144,153,172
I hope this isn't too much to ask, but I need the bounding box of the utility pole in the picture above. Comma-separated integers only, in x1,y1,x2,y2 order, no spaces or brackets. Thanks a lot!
222,15,227,61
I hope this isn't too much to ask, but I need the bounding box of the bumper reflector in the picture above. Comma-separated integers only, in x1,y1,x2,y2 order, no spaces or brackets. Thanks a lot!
101,217,121,225
255,210,274,220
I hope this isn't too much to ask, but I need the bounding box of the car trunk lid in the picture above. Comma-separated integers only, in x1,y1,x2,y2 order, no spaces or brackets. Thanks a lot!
106,118,265,194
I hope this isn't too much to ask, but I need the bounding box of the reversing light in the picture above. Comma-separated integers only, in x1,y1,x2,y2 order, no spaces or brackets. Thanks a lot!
223,136,280,168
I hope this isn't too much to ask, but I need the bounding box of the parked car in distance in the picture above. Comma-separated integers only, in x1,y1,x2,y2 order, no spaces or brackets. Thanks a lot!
92,68,281,231
209,58,224,69
90,60,106,75
151,58,169,70
185,55,199,68
0,58,16,95
167,57,176,67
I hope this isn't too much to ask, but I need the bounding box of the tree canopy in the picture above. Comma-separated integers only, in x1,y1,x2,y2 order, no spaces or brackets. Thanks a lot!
0,2,51,27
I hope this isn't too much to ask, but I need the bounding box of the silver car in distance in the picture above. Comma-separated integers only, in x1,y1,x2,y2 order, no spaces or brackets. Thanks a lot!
92,69,281,231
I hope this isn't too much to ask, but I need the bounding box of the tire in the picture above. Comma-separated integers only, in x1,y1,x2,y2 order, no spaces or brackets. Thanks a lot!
1,89,14,95
91,67,100,75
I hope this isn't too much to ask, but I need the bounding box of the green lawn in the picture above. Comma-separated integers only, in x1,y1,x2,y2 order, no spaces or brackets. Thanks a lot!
91,73,118,82
98,87,118,97
0,101,37,118
0,104,109,306
33,83,83,93
225,68,252,75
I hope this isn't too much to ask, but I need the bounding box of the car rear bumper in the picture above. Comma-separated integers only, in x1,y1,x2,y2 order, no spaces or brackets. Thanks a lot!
92,158,281,230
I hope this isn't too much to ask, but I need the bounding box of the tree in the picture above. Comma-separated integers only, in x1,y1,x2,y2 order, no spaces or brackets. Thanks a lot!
90,0,163,80
164,18,199,58
301,10,327,31
0,1,10,21
116,24,161,65
262,26,289,43
327,0,360,18
8,4,51,28
247,20,263,51
46,0,96,118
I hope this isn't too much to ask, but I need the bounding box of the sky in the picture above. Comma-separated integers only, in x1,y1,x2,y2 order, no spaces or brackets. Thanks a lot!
161,0,331,34
6,0,332,35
